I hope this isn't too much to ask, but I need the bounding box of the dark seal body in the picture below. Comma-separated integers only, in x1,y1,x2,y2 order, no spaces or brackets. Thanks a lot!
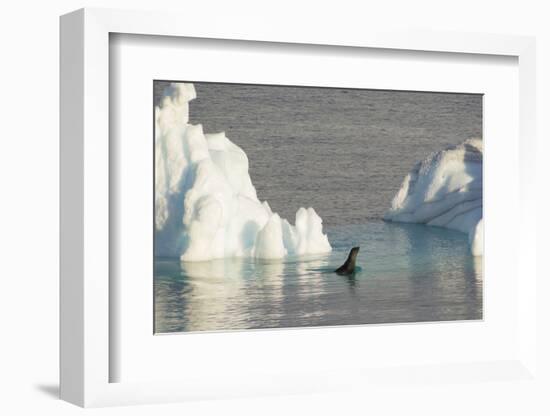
335,247,360,275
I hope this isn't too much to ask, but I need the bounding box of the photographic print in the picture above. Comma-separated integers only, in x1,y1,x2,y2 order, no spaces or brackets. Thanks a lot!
154,81,483,333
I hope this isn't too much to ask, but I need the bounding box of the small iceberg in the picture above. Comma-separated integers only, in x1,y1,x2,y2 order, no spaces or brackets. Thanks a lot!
155,83,332,261
384,138,483,256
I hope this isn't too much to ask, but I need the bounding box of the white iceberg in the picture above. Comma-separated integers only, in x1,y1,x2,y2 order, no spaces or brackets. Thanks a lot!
469,218,484,257
155,83,332,261
384,138,483,256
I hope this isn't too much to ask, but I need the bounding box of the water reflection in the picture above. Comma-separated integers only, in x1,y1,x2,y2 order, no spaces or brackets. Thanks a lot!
154,222,482,333
181,259,246,331
388,223,482,322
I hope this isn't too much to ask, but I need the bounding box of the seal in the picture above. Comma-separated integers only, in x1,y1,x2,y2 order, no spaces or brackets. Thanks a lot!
334,247,360,275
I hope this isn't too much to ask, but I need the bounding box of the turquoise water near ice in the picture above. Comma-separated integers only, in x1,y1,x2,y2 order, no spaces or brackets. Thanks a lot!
154,222,482,333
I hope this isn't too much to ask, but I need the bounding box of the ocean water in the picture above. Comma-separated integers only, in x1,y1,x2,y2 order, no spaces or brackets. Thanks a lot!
153,81,483,333
155,223,482,332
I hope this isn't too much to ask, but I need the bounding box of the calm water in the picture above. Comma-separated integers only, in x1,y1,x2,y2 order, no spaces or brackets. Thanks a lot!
155,223,482,333
154,82,483,333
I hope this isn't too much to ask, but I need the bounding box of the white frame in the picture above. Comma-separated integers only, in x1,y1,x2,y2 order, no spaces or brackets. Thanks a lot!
112,33,519,384
60,8,537,407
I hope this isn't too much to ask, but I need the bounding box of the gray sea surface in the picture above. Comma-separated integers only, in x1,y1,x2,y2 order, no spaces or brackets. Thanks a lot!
153,81,483,333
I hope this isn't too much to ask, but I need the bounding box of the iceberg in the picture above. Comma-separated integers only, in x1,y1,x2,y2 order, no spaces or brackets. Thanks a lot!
469,218,484,257
155,83,332,261
384,138,483,256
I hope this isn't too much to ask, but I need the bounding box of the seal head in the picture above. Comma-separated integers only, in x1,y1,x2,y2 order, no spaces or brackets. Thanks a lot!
334,247,360,275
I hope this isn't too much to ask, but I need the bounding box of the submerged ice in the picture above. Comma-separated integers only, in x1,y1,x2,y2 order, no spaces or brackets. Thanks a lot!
384,139,483,256
155,83,331,261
